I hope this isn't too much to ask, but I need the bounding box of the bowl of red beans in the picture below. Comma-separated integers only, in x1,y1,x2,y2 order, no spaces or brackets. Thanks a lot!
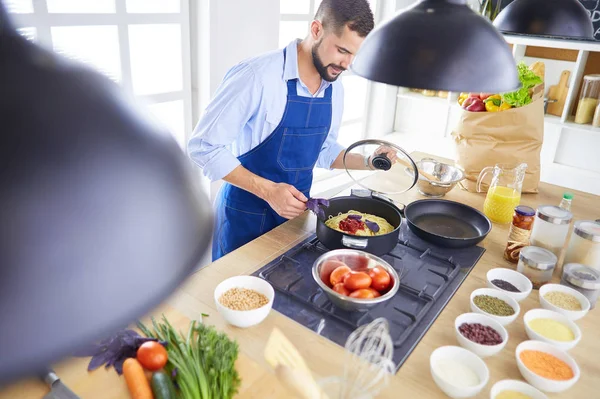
454,312,508,358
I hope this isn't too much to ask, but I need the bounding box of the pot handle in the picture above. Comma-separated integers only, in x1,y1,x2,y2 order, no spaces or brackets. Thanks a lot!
371,192,406,215
342,236,368,249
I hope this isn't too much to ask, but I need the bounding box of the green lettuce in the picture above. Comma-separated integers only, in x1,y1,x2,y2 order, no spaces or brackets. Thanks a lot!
502,62,543,108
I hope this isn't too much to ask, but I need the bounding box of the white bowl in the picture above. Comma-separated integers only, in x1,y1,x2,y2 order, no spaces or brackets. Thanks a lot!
524,309,582,351
430,346,489,398
454,313,508,358
486,268,532,302
214,276,274,328
515,340,580,393
538,284,590,321
470,288,520,326
490,379,548,399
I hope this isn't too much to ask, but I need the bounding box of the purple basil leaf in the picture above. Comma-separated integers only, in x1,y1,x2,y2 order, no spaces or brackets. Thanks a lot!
365,220,380,233
316,198,330,207
347,214,362,220
88,350,113,371
113,357,128,375
306,197,329,220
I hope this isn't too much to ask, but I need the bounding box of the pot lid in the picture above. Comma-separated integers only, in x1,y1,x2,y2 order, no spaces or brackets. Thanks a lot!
343,139,418,195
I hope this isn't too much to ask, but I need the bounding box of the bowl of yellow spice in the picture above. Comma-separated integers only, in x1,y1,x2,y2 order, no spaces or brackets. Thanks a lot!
539,284,589,321
524,309,581,351
490,379,548,399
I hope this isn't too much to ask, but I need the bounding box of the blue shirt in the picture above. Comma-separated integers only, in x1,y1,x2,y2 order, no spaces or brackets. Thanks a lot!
187,40,345,182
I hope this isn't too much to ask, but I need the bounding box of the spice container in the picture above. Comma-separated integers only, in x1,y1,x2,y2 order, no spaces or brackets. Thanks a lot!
563,220,600,271
560,263,600,309
504,205,535,263
594,102,600,128
575,74,600,124
529,205,573,261
517,246,558,289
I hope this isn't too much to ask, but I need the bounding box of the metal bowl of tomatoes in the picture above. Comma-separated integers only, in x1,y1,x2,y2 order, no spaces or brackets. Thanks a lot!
312,249,400,311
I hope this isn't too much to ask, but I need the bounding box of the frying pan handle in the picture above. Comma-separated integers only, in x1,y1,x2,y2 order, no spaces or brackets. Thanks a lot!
342,236,369,249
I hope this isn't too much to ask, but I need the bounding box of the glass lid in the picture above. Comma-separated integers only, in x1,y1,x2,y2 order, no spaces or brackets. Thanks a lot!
343,139,418,195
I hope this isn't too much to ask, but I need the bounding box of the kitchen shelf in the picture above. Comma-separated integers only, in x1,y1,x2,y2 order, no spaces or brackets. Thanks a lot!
545,114,600,133
503,34,600,52
397,91,451,105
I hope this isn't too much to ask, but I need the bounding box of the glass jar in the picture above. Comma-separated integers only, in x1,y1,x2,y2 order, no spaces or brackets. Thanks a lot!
593,102,600,128
564,220,600,272
504,205,536,264
560,263,600,309
529,205,573,262
575,75,600,124
517,246,558,289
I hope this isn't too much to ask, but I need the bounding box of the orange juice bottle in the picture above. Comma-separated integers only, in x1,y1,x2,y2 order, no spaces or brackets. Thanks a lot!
477,163,528,224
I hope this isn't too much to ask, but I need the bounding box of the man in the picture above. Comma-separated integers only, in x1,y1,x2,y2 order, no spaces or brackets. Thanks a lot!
188,0,377,261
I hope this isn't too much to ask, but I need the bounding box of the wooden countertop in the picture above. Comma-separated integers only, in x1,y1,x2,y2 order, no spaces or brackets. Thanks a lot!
2,152,599,399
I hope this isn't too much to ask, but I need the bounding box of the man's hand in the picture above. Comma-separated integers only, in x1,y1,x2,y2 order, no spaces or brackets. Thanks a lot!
262,182,307,219
369,145,399,167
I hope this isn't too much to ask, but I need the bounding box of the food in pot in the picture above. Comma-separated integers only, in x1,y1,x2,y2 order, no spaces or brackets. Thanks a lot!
219,287,269,311
325,210,394,236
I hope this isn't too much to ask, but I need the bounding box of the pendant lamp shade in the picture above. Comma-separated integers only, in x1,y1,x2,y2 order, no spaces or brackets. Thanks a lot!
1,3,212,383
351,0,520,93
493,0,594,40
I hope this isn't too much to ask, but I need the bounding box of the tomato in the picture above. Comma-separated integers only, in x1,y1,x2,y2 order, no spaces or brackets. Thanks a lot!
343,271,372,291
332,282,350,296
136,341,168,371
368,267,391,292
349,289,376,299
329,264,352,286
367,288,381,298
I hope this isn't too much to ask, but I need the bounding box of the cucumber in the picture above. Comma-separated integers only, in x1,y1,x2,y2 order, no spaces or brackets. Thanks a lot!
151,370,177,399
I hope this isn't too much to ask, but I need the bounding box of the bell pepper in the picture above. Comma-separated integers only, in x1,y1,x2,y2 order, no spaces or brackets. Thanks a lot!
484,95,503,112
458,93,469,106
500,102,512,111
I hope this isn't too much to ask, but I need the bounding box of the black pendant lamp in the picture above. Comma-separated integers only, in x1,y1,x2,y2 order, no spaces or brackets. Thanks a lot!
351,0,521,93
493,0,594,40
0,2,212,384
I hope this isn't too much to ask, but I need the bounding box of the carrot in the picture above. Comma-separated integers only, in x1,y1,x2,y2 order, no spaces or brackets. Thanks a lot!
123,358,154,399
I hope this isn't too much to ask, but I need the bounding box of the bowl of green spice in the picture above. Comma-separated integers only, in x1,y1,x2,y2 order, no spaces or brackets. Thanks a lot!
539,284,589,321
524,309,582,351
470,288,520,326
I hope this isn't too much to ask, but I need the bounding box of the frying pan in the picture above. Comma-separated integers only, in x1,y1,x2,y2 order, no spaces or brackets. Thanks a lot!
402,199,492,248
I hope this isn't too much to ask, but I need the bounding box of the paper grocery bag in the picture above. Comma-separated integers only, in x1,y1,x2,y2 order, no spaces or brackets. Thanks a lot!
451,87,544,194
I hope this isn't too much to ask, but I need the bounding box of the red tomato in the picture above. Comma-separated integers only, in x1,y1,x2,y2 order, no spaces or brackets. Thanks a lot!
343,271,372,291
332,283,350,296
368,267,391,292
367,288,381,298
349,289,376,299
329,264,352,286
136,341,168,371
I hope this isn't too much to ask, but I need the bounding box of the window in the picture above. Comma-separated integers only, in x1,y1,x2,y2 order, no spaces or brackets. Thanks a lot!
278,0,376,180
7,0,192,150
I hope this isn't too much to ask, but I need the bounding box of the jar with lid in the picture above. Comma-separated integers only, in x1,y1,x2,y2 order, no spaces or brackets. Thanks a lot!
529,205,573,262
504,205,536,264
560,263,600,309
564,220,600,272
517,246,558,289
575,74,600,124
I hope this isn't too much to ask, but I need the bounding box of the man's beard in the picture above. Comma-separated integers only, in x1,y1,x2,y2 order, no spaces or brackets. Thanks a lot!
311,41,345,82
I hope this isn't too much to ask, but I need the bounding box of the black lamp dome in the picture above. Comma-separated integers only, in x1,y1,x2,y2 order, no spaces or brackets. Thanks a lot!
351,0,521,93
493,0,594,40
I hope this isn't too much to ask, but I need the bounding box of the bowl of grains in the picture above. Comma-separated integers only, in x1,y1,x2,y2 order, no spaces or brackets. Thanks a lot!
515,340,580,393
523,309,582,351
470,288,520,326
486,268,532,302
454,313,508,358
214,276,274,328
538,284,590,321
490,379,548,399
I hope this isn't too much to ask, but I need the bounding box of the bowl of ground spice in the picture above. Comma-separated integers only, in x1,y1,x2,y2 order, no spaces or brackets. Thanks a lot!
214,275,274,328
486,268,532,302
490,379,548,399
429,346,489,398
539,284,590,321
515,340,580,393
454,313,508,358
470,288,520,326
524,309,581,351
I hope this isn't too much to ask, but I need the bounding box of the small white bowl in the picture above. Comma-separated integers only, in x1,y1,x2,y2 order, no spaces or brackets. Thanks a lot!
539,284,590,321
470,288,520,326
486,268,532,302
490,379,548,399
454,313,508,358
515,340,580,393
430,346,489,398
214,275,274,328
524,309,582,351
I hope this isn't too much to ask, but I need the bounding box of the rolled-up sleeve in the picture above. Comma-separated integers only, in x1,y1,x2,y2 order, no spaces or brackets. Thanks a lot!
187,63,261,181
316,83,345,169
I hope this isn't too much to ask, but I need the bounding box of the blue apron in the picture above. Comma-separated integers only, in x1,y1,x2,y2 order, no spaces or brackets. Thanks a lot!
212,52,333,261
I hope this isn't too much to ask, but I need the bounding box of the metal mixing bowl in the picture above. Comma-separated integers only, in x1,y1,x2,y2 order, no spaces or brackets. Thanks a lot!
312,249,400,312
406,158,465,198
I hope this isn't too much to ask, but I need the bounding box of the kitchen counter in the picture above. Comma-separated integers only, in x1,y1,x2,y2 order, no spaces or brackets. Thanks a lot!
2,152,600,399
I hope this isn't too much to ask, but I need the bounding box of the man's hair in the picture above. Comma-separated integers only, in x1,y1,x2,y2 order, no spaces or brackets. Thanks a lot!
315,0,374,38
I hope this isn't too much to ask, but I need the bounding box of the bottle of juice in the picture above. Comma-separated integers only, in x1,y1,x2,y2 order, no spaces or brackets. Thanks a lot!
477,163,528,224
